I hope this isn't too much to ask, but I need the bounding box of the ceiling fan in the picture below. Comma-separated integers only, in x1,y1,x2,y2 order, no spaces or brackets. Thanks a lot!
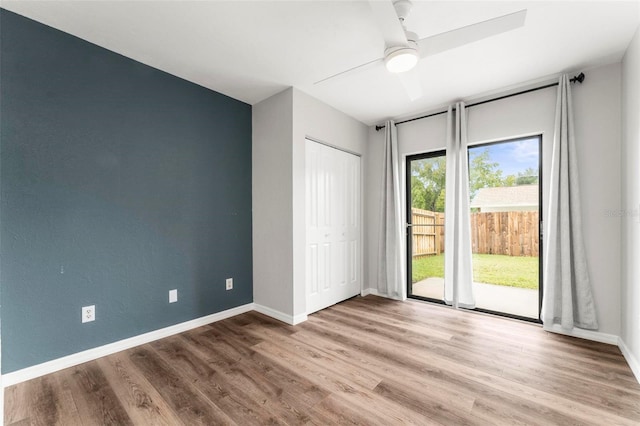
315,1,527,101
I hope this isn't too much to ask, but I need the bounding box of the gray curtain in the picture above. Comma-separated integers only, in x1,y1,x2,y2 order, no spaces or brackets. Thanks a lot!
444,104,475,308
377,120,405,299
542,75,598,330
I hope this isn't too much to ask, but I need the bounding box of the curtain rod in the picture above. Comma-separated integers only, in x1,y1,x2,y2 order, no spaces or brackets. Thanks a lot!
374,72,585,131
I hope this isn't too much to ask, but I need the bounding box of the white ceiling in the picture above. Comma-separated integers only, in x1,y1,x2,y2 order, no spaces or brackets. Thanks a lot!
2,1,639,125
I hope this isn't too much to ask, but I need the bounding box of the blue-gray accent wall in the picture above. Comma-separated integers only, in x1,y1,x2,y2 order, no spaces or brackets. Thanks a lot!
0,9,253,373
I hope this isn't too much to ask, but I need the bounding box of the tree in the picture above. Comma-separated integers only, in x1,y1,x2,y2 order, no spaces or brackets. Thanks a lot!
411,149,538,211
503,175,517,187
410,156,446,212
515,167,539,185
468,149,504,198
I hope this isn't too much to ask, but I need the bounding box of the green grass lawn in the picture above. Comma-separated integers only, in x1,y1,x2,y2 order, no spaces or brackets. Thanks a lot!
412,254,539,289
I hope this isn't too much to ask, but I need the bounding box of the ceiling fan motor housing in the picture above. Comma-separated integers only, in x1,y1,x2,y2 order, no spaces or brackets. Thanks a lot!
384,42,418,73
383,1,418,73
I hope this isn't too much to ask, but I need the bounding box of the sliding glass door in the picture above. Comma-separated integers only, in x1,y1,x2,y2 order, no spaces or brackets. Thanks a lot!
406,151,446,303
467,136,542,320
407,136,542,322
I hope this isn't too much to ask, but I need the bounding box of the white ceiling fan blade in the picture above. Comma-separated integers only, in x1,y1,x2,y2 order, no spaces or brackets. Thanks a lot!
418,9,527,58
314,57,383,85
315,1,410,86
397,69,423,101
369,0,408,47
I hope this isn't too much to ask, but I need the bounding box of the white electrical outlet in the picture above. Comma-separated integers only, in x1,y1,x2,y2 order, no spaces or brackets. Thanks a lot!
169,289,178,303
226,278,233,290
82,305,95,323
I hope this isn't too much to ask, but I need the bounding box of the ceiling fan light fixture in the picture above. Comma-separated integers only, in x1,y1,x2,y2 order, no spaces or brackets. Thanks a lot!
384,46,418,73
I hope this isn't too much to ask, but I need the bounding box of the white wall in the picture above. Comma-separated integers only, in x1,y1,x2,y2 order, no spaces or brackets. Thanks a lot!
364,126,384,295
571,63,622,336
292,89,369,318
365,62,622,336
621,25,640,377
252,89,294,316
253,88,368,321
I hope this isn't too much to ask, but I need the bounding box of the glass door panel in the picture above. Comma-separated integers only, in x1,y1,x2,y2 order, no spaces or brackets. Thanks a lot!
467,136,542,321
406,151,446,303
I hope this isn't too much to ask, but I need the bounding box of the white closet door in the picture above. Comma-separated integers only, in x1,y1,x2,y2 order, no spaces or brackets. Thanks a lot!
306,139,361,314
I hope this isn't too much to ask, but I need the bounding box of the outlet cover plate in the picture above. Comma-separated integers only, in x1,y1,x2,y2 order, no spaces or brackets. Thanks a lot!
169,289,178,303
226,278,233,290
82,305,95,323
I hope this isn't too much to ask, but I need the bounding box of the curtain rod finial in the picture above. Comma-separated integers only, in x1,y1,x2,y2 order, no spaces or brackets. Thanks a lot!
571,72,585,84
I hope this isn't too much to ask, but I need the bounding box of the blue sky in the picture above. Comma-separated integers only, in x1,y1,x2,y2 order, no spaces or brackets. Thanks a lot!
469,137,539,177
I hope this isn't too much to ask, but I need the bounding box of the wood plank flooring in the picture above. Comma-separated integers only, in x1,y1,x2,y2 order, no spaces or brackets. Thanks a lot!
5,295,640,425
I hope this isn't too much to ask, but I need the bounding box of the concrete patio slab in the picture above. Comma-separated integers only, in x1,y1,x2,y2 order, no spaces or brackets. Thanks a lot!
412,277,539,319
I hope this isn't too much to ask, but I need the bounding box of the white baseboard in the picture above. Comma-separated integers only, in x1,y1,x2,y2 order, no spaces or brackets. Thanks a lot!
4,301,636,392
253,304,307,325
618,337,640,384
364,288,405,301
291,313,308,325
361,287,378,296
2,303,254,388
542,324,619,345
2,302,310,388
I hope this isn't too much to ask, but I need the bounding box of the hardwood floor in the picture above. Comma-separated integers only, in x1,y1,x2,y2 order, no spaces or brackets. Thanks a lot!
5,295,640,425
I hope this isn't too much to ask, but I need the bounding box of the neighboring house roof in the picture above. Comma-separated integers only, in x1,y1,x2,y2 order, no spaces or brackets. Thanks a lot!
470,184,538,209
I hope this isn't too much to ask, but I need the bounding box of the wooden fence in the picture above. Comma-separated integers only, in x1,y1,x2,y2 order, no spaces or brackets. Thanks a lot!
411,208,445,256
470,210,539,257
412,208,539,257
